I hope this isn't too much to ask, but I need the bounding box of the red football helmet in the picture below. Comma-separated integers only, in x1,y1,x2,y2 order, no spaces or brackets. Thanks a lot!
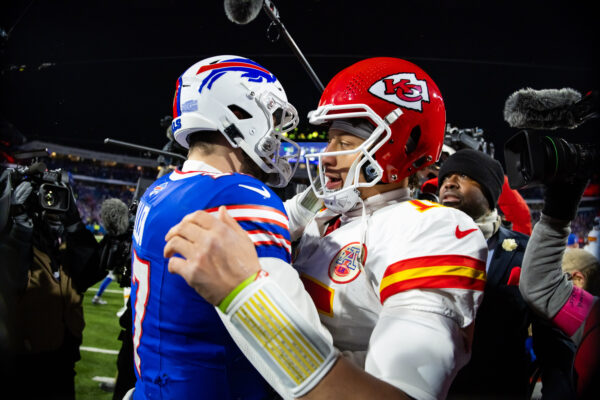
306,57,446,212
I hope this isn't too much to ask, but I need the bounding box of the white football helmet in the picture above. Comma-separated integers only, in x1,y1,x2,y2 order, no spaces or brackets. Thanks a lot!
171,55,300,187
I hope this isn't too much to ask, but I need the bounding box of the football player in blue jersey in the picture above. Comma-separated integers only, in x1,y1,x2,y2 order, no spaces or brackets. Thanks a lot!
128,55,322,399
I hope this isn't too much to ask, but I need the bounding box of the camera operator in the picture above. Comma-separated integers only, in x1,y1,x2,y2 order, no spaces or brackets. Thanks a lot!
0,163,105,399
504,87,600,398
519,175,599,399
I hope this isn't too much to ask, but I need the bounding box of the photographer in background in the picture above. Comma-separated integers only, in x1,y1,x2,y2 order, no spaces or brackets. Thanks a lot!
0,162,105,399
519,175,599,399
505,87,600,398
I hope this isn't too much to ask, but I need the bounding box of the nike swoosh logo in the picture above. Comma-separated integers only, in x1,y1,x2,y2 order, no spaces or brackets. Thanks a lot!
239,184,271,198
455,226,478,239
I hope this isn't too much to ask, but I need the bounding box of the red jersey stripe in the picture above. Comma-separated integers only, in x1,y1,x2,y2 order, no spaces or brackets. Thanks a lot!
380,275,486,304
246,230,291,245
234,216,288,230
300,275,334,317
205,204,288,219
383,254,486,278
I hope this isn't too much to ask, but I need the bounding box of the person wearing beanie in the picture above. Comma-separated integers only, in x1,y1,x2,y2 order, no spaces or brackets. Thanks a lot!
439,148,504,215
438,149,572,399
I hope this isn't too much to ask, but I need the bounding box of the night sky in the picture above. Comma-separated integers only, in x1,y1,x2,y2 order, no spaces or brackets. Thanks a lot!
1,1,598,165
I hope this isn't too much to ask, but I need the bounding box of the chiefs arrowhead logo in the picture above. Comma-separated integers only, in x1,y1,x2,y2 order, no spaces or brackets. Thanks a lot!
369,72,429,111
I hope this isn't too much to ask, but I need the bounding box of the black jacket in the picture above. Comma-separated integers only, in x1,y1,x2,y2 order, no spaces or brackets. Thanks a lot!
449,227,536,398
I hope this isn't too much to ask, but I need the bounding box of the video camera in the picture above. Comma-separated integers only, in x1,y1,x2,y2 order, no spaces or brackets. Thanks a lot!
504,131,599,189
8,162,72,213
503,88,599,189
445,124,495,157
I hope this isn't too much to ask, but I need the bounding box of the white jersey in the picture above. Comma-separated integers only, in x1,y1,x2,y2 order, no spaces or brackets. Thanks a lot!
292,188,487,400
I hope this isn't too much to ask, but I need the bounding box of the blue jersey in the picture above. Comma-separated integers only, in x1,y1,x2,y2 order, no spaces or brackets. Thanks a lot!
131,167,290,399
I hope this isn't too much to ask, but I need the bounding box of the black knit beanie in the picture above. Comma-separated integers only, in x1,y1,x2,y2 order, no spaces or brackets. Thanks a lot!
438,149,504,209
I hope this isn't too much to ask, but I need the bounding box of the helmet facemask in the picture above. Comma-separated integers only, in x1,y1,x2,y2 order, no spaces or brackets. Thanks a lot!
305,104,392,213
229,86,301,187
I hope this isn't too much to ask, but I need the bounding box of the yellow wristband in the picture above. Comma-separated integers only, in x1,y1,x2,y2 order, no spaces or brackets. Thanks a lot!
218,272,258,313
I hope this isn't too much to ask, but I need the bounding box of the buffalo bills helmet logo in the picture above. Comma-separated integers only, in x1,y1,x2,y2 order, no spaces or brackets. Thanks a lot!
368,72,430,111
196,58,277,93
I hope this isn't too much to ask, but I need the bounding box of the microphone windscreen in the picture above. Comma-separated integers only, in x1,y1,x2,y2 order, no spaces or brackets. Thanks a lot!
224,0,263,25
503,87,582,130
100,198,129,236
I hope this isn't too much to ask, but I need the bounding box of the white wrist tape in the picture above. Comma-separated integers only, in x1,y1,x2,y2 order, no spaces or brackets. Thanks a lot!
298,184,324,214
224,276,337,398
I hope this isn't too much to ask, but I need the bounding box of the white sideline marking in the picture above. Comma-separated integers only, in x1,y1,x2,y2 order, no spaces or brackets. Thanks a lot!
87,288,124,294
80,346,119,355
92,376,116,384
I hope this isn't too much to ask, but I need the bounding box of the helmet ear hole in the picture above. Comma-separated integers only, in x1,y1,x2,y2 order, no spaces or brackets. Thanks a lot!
405,126,421,154
227,105,252,120
362,162,379,183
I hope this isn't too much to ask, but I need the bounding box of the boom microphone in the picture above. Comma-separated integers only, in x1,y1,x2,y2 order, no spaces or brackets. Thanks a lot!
100,198,129,236
24,162,47,175
224,0,263,25
223,0,325,93
503,87,587,130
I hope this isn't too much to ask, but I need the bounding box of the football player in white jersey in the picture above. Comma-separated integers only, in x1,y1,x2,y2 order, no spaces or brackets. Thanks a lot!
165,57,488,400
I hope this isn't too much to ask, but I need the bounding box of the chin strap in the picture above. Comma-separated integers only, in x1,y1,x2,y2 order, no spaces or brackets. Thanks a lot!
322,155,364,214
357,197,368,270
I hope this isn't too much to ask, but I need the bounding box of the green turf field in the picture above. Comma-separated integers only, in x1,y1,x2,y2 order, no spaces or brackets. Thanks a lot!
76,280,127,399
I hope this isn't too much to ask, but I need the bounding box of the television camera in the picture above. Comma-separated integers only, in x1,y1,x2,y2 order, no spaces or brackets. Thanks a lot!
503,88,599,189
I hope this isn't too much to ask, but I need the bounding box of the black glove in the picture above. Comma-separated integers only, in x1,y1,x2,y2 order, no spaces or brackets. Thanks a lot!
542,176,589,221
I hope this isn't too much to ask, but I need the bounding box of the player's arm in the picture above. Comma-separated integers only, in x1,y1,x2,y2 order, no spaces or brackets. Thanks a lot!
363,298,471,400
359,205,488,399
303,356,410,400
164,207,411,399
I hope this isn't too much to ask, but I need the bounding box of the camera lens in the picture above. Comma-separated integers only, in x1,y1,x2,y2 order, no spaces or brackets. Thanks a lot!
44,190,56,207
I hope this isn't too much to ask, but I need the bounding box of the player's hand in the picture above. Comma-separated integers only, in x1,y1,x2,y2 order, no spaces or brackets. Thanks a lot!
164,206,261,305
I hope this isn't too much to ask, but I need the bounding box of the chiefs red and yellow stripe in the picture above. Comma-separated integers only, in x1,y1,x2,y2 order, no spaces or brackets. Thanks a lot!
300,274,335,317
380,254,486,303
